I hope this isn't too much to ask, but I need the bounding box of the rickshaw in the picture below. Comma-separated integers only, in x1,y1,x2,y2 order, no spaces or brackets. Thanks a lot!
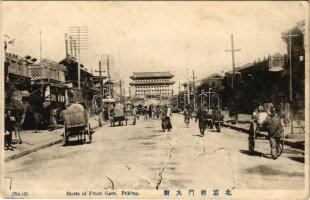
213,112,224,132
63,103,92,145
206,110,214,129
248,111,284,156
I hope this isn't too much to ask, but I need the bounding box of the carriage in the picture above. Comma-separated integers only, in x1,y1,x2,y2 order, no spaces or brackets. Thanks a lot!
248,111,284,156
63,103,92,145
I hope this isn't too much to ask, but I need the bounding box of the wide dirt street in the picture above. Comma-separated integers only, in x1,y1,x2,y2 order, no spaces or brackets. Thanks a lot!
4,114,305,194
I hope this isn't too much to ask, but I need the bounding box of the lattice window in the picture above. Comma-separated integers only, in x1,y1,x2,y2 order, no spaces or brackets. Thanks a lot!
31,68,42,77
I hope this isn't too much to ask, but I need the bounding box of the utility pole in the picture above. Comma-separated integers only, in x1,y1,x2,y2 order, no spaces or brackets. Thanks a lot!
192,69,198,111
282,32,299,134
95,60,105,95
40,30,42,62
106,55,111,97
68,26,88,90
178,82,181,110
129,86,131,99
73,39,77,58
225,34,241,122
119,80,123,98
186,68,190,106
65,34,69,57
114,80,124,100
69,36,73,56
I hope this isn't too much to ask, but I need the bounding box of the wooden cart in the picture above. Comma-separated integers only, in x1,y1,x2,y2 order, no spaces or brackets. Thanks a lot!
63,103,92,145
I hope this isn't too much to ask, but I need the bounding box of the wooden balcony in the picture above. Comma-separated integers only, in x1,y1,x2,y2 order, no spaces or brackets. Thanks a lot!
29,65,65,83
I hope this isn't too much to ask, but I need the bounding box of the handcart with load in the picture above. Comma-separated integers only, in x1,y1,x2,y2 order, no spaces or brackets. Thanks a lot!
63,103,92,145
110,102,128,127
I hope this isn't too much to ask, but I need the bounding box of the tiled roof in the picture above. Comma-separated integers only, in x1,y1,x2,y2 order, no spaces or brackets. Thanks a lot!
129,81,175,86
206,73,224,80
130,72,174,79
282,20,305,37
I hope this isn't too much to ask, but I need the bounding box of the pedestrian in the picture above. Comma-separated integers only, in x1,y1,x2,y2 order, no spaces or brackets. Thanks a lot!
109,103,115,126
12,109,23,144
132,106,138,125
156,105,161,119
148,105,152,119
50,107,58,128
195,106,208,136
33,111,43,133
98,106,104,127
144,106,148,120
183,104,191,126
266,108,284,160
161,105,172,132
152,106,157,119
5,110,15,150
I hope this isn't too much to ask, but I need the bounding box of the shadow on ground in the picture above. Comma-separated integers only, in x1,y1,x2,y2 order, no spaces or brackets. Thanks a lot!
63,140,91,147
284,141,304,151
288,156,304,163
244,165,304,177
239,149,264,157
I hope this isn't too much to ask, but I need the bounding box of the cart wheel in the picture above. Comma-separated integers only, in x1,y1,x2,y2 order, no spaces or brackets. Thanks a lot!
64,127,68,145
276,139,284,157
248,122,256,153
88,124,92,143
217,123,221,132
249,138,255,153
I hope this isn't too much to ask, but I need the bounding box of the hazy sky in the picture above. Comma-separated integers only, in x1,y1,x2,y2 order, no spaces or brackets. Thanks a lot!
3,1,307,92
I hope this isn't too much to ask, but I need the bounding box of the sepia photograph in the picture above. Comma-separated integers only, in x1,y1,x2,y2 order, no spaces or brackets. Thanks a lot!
1,1,309,199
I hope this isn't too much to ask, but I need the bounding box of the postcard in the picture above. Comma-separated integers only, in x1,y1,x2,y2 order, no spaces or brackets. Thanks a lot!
1,1,309,199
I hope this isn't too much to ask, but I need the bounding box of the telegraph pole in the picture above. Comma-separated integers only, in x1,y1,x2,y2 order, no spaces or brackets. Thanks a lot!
178,82,181,110
129,86,131,99
282,32,299,134
95,60,105,95
106,55,111,97
69,36,73,56
40,30,42,62
225,34,241,122
68,26,88,90
65,34,69,57
119,80,123,98
186,68,190,106
192,69,197,111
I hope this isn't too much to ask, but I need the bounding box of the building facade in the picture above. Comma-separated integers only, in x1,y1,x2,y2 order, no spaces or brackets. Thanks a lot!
281,20,305,116
130,72,175,99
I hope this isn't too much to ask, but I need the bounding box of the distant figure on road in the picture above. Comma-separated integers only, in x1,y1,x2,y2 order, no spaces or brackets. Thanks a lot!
144,106,148,120
183,104,191,126
132,106,138,125
161,105,172,132
148,105,153,119
195,106,208,135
